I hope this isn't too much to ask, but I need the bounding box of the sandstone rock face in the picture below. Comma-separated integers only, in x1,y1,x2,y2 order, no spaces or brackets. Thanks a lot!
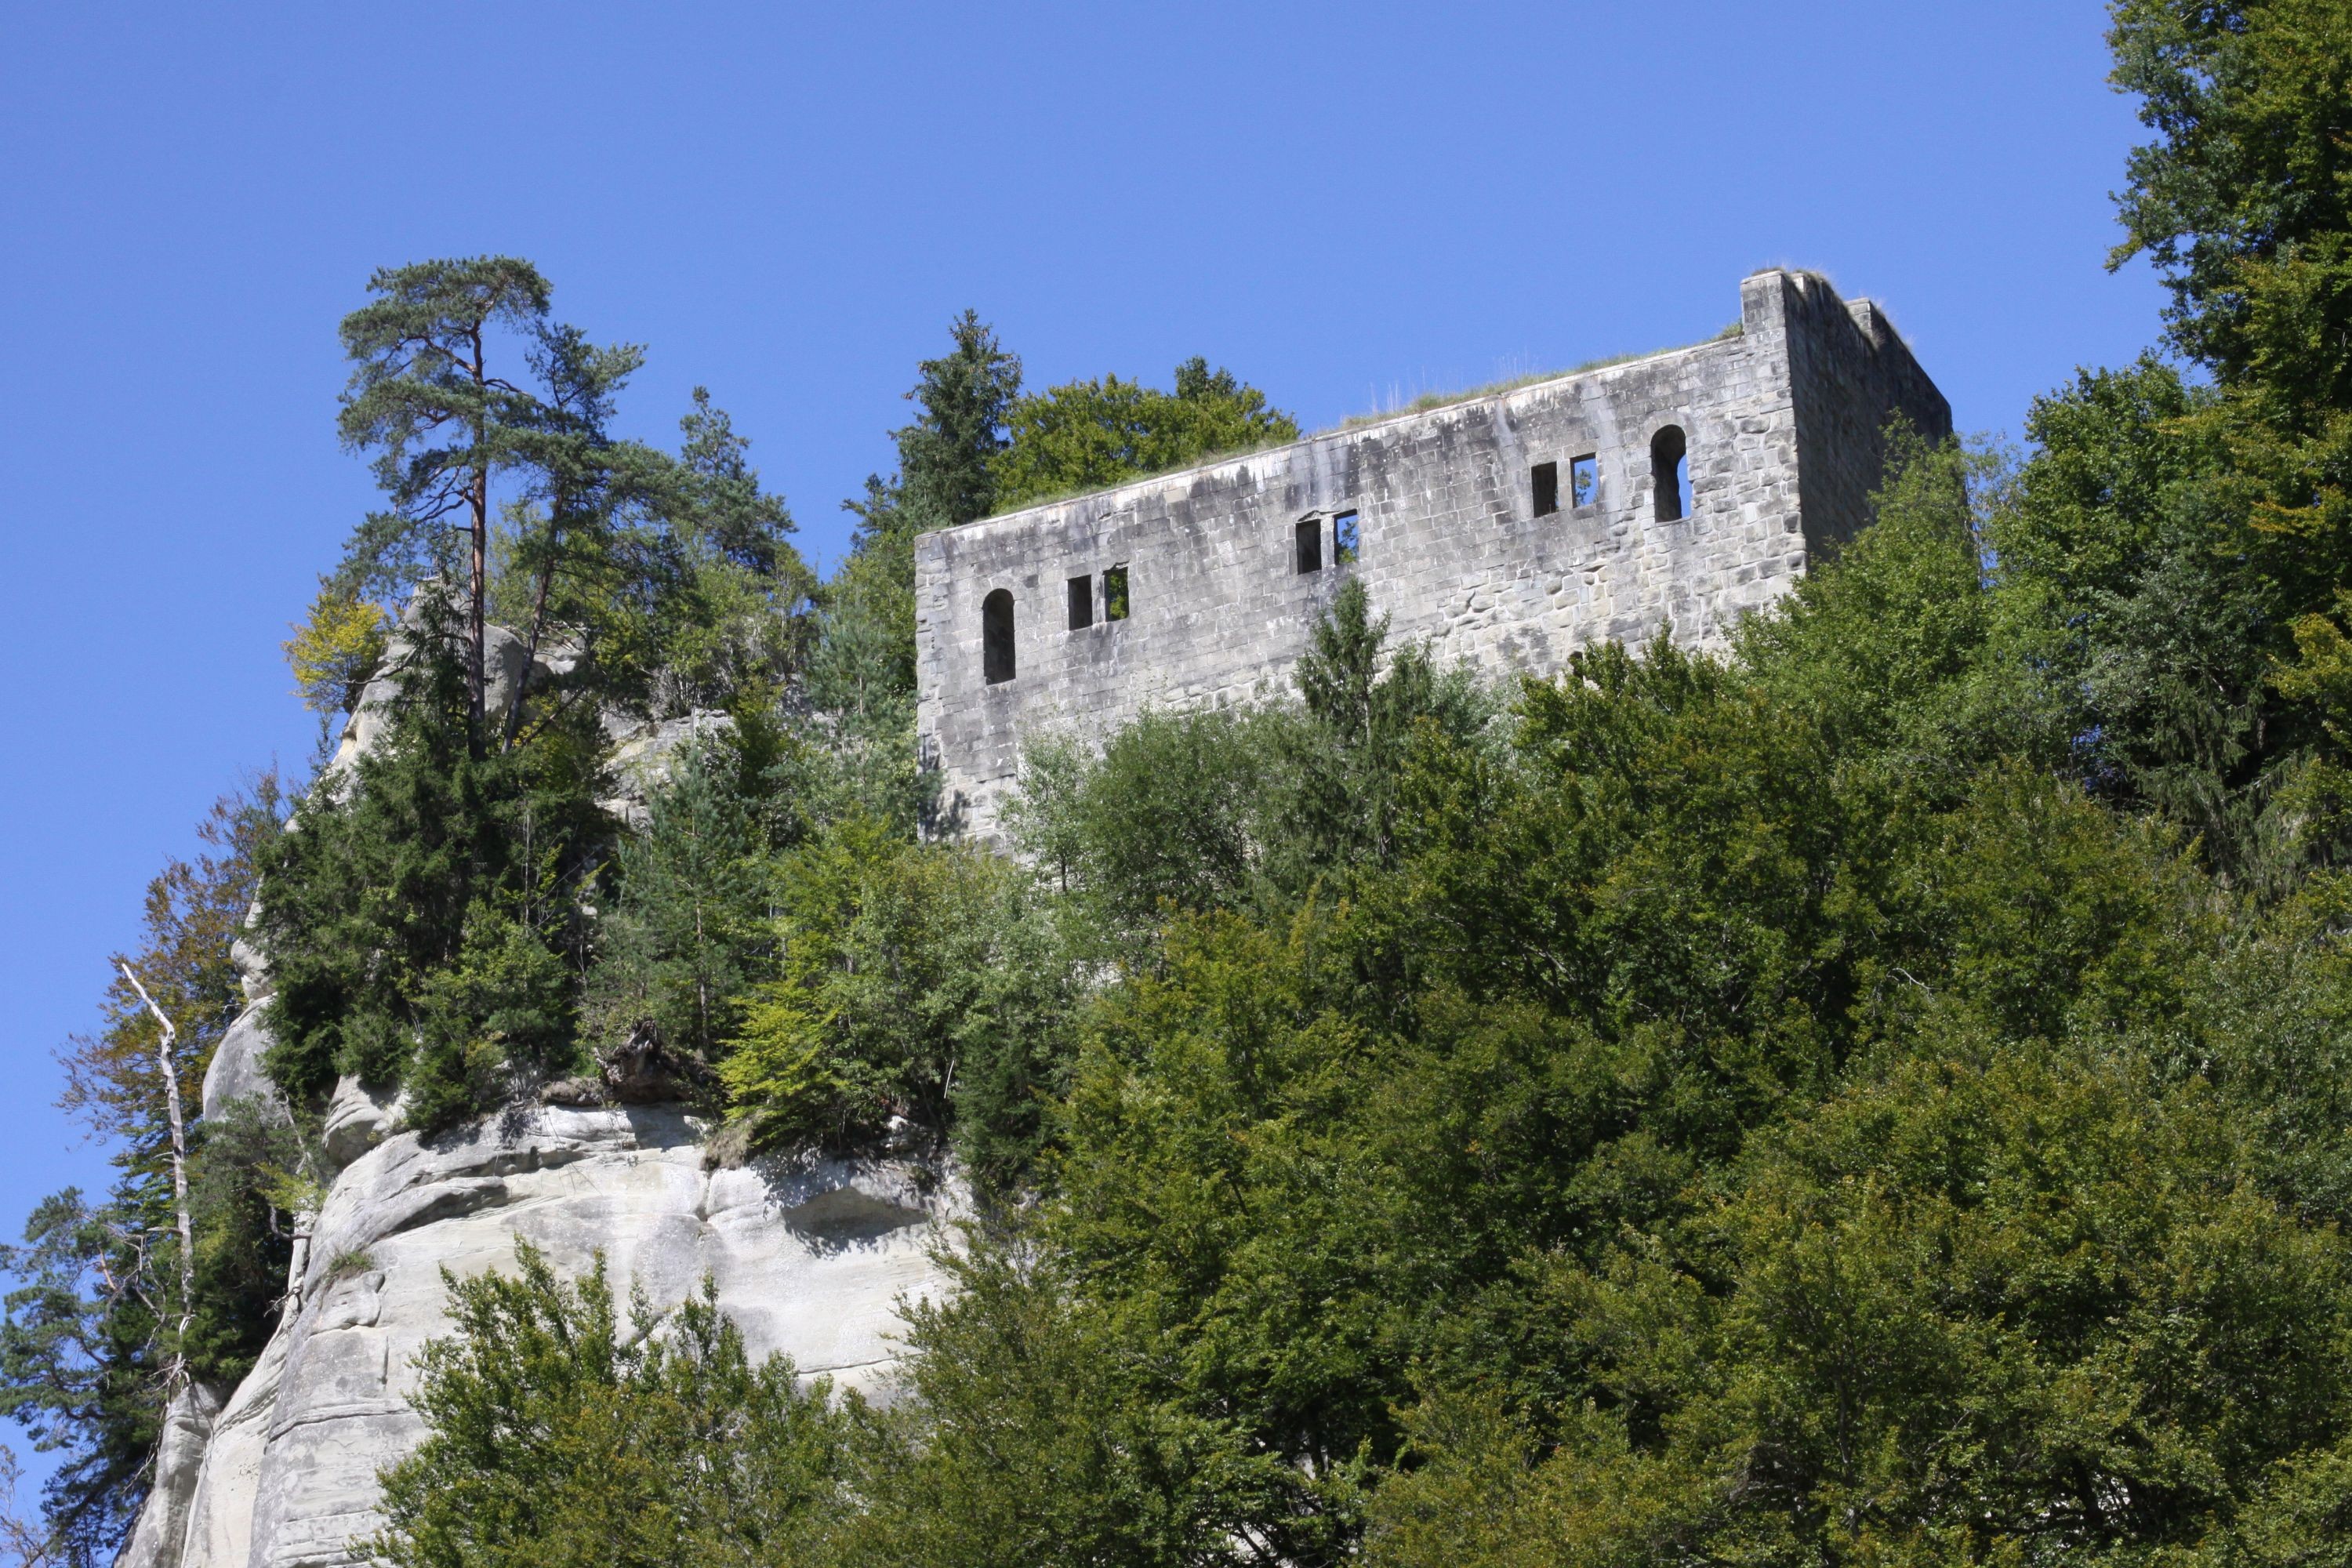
118,1384,224,1568
127,1102,959,1567
124,610,957,1567
318,1075,403,1167
199,1004,286,1125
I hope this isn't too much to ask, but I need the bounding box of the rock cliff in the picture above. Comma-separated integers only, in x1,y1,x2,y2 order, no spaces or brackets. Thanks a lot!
121,986,958,1568
120,626,961,1568
123,998,957,1568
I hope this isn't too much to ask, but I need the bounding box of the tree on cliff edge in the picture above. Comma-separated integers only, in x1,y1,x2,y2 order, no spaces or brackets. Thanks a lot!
334,259,554,760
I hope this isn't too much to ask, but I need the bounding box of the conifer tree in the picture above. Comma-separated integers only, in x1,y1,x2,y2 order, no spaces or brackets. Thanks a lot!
336,258,555,757
494,322,649,746
585,740,772,1065
0,785,289,1565
896,310,1022,532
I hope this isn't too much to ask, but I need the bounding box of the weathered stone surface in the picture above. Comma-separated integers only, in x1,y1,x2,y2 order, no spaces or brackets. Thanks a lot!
126,597,959,1567
318,1076,402,1170
230,932,270,1006
201,1003,287,1124
118,1382,224,1568
600,710,734,829
131,1100,957,1567
324,610,553,783
914,270,1950,837
168,1324,287,1568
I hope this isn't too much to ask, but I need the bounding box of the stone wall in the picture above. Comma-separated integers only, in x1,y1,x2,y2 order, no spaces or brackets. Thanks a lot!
914,269,1948,837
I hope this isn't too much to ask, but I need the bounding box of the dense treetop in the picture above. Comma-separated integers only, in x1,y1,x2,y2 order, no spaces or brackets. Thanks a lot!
16,3,2352,1565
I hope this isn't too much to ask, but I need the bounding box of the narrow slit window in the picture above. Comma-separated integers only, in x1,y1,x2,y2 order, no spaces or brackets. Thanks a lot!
1067,575,1094,630
1531,461,1559,517
982,588,1016,684
1333,510,1359,564
1570,455,1597,508
1102,565,1130,621
1294,517,1323,574
1650,426,1689,522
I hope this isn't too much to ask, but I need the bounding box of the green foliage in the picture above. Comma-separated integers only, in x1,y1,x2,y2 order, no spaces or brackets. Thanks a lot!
1285,576,1490,875
2110,0,2352,398
2088,2,2352,884
1007,582,1491,955
118,17,2352,1566
256,629,609,1120
333,257,555,593
841,427,2314,1562
1370,1047,2352,1566
794,481,933,833
796,312,1025,833
0,784,285,1564
368,1242,853,1568
1011,706,1285,939
181,1098,303,1390
492,379,811,728
284,584,390,717
335,259,811,752
836,1243,1341,1568
991,357,1300,512
0,1190,164,1566
636,388,814,715
896,310,1022,534
718,812,1079,1183
583,738,773,1068
335,256,561,750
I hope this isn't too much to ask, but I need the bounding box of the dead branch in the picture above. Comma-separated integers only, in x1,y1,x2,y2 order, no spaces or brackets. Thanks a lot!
116,964,194,1392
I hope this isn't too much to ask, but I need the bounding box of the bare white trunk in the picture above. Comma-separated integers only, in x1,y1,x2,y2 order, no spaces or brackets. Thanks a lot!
119,963,196,1388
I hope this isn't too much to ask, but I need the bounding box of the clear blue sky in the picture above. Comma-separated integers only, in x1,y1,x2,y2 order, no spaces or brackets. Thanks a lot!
0,0,2159,1482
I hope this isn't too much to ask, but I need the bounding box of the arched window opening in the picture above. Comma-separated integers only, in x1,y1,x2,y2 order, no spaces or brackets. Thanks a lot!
982,589,1016,684
1651,425,1690,522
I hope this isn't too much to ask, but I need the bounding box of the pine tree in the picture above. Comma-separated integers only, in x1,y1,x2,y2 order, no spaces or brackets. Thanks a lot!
585,741,772,1065
896,310,1022,532
336,258,556,757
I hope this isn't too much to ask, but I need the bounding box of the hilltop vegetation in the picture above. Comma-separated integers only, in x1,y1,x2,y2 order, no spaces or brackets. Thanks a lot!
14,1,2352,1564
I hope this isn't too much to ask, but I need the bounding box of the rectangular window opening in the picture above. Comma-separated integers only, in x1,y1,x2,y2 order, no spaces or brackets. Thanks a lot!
1333,510,1359,564
1067,574,1094,630
1294,517,1323,574
1531,462,1559,517
1570,455,1598,509
1102,565,1130,621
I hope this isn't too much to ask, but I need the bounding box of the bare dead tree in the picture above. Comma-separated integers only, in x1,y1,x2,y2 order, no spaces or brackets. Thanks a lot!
0,1445,61,1566
116,964,194,1388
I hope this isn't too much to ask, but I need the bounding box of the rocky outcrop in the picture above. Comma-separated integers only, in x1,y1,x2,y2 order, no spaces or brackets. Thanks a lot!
126,1096,958,1568
125,611,960,1567
118,1384,225,1568
324,612,568,786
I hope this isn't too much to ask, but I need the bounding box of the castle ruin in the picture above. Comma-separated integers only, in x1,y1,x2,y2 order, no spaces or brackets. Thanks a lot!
915,269,1950,835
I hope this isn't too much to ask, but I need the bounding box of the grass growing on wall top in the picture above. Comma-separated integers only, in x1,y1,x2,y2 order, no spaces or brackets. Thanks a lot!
973,321,1755,521
1331,319,1748,434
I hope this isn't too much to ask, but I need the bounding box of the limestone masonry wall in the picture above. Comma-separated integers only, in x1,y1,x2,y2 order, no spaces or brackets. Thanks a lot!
915,270,1949,837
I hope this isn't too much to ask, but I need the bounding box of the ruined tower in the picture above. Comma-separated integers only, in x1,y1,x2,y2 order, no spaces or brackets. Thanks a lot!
915,269,1949,836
